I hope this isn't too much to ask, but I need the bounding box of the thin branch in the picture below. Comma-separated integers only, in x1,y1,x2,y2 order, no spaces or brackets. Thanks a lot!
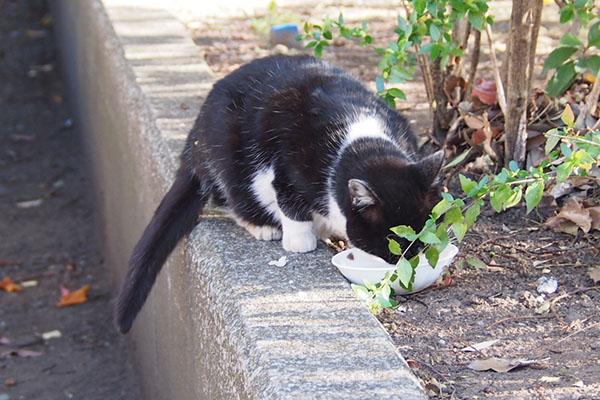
484,24,507,116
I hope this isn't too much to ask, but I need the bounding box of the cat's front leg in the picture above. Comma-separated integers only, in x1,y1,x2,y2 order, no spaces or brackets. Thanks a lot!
280,214,317,253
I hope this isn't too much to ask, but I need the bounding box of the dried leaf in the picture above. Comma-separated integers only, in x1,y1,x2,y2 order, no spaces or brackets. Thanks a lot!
557,202,592,233
464,114,485,129
57,284,90,307
588,266,600,284
588,206,600,231
41,330,62,341
0,276,22,292
462,339,499,352
5,377,16,387
468,357,535,372
540,376,561,383
16,198,43,208
0,349,43,358
535,300,551,314
0,259,19,266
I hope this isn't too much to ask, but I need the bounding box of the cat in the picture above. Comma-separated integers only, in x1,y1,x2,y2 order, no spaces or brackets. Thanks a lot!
115,54,444,334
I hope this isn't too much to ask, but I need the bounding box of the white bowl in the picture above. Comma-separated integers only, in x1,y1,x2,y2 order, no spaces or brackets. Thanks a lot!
332,244,459,294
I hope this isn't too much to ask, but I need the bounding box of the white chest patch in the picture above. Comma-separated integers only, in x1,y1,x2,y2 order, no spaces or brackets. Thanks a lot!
312,195,347,240
251,166,279,218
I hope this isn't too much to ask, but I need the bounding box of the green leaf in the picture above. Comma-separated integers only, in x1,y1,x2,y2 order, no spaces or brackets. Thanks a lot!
431,198,453,220
436,224,450,247
468,10,484,31
419,230,442,245
452,221,467,242
363,279,377,292
560,142,573,158
546,61,577,98
390,225,418,241
525,181,544,214
352,284,371,301
544,129,560,154
380,283,391,301
556,161,574,183
542,46,578,75
465,202,480,229
505,186,523,209
589,21,600,48
562,104,575,126
584,54,600,76
425,246,440,268
429,23,441,41
396,258,414,290
376,76,385,93
466,258,486,269
388,238,403,255
414,0,426,14
444,206,463,225
560,33,583,47
575,149,596,165
559,5,574,24
323,30,333,40
489,189,502,213
315,43,323,57
509,160,519,172
459,174,476,195
443,148,471,169
387,88,407,100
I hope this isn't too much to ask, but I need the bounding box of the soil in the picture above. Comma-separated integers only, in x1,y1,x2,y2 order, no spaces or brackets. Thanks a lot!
0,1,141,399
176,1,600,399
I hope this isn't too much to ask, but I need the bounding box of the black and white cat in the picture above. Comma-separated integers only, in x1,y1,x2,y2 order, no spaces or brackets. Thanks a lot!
115,55,443,333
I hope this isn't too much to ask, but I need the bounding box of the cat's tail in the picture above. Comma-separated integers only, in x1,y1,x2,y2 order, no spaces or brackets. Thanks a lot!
114,165,209,334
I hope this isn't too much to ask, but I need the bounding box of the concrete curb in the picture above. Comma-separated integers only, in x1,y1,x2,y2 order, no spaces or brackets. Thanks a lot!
51,1,427,399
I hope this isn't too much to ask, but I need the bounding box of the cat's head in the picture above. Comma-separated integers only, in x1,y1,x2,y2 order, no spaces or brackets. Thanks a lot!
344,150,444,264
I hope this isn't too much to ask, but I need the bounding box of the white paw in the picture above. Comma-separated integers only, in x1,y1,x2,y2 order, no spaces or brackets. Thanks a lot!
248,225,283,241
282,231,317,253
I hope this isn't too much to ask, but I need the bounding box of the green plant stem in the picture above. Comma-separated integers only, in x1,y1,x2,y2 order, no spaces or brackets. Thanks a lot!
546,132,600,147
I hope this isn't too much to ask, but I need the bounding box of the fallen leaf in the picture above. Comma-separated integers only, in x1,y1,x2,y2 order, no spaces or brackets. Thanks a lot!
5,378,16,387
539,376,561,383
535,300,551,314
10,134,36,142
468,357,535,372
0,259,19,266
16,198,43,209
462,339,499,352
588,266,600,284
0,276,22,292
464,114,485,130
41,330,62,341
20,280,38,288
268,256,288,267
57,284,90,307
545,202,593,234
588,206,600,231
0,349,43,358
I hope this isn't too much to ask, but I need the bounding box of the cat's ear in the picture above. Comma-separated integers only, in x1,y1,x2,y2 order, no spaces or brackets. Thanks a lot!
348,179,381,210
413,150,445,187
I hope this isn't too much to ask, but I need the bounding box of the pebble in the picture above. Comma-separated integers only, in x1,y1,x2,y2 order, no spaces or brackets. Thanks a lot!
537,276,558,294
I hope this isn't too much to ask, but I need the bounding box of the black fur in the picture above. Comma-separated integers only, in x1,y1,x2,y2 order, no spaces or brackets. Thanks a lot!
115,55,443,333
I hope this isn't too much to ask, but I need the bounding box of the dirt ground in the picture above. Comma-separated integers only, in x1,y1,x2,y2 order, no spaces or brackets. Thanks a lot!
177,2,600,399
0,0,141,399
